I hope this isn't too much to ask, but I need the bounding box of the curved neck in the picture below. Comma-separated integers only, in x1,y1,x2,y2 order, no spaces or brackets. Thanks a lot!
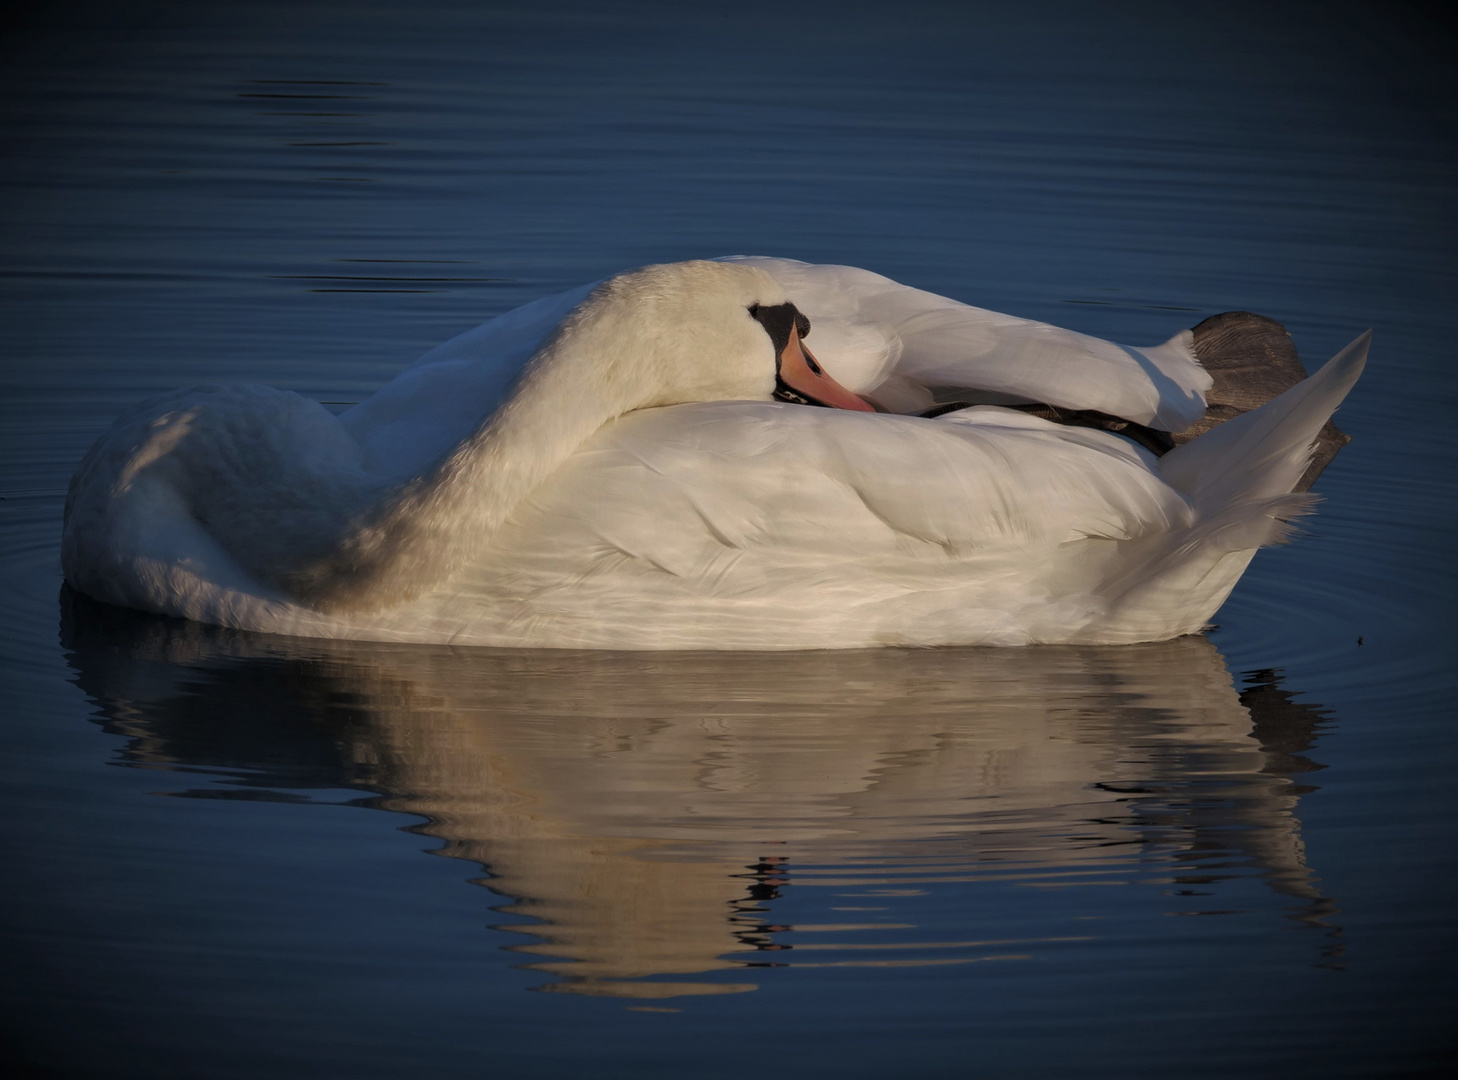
286,324,635,612
277,260,777,612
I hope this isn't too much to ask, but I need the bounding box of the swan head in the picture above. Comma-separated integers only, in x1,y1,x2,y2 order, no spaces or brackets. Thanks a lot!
751,298,876,412
550,260,872,414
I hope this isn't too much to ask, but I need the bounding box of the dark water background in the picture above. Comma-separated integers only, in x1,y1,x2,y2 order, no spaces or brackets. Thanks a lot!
2,1,1455,1076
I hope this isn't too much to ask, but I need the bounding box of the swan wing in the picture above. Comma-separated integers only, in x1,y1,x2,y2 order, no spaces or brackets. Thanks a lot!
439,402,1193,649
726,257,1211,430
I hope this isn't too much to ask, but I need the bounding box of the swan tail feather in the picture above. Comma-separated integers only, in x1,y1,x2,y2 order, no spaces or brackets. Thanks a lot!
1159,330,1368,512
1093,333,1366,643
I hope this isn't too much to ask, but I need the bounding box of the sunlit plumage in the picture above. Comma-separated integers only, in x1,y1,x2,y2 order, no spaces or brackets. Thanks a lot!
62,258,1366,648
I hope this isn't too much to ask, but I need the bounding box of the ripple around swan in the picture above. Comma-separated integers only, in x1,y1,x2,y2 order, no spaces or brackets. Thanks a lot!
0,493,69,678
1210,450,1458,703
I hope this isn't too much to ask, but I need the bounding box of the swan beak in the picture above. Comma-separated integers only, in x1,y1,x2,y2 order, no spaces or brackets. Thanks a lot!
775,327,875,412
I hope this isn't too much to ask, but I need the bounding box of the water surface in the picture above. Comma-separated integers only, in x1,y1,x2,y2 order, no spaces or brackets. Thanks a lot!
2,2,1455,1076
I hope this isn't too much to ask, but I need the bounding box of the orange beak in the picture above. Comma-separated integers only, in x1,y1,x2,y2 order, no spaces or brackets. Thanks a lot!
774,325,875,412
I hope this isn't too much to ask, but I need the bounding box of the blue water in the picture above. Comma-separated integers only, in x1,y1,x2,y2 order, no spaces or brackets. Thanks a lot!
2,1,1456,1076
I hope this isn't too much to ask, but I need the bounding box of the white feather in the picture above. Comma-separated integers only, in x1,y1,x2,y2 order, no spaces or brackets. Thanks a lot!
62,259,1365,649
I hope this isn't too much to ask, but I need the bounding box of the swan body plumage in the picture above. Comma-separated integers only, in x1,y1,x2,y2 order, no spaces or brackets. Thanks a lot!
62,258,1366,649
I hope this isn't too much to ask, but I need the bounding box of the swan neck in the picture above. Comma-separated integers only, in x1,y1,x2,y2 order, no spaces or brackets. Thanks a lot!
435,340,625,524
288,323,634,611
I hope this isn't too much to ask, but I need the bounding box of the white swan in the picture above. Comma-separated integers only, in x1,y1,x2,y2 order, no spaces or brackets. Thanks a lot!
62,258,1367,649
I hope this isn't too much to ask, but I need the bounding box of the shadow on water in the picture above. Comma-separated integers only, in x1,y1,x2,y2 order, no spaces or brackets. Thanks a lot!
60,587,1344,1000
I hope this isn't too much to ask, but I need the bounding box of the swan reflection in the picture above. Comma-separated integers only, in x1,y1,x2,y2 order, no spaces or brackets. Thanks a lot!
62,592,1340,999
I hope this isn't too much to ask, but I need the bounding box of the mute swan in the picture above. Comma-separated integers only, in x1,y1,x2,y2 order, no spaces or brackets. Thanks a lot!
62,258,1367,649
